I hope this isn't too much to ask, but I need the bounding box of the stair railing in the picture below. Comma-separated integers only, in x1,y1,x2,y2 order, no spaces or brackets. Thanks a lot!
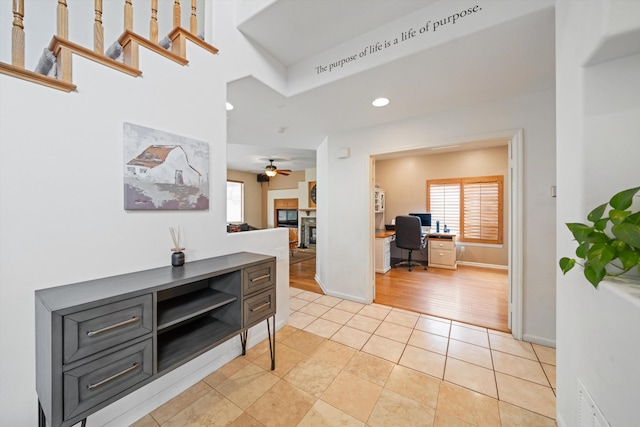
0,0,218,92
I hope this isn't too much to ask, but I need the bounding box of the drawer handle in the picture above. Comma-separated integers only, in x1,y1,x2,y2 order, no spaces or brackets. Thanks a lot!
250,274,270,283
250,302,271,312
87,316,140,337
87,363,139,390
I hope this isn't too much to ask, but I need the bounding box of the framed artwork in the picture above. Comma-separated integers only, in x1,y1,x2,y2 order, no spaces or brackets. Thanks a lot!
123,123,209,210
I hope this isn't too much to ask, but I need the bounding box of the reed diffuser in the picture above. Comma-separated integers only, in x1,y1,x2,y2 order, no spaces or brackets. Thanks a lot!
169,226,185,266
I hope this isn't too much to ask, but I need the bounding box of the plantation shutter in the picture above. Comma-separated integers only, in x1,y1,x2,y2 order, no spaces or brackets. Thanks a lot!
427,176,503,244
462,176,503,243
427,180,461,236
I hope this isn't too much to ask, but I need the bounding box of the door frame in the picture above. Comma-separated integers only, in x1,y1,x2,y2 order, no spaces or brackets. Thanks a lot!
369,129,524,339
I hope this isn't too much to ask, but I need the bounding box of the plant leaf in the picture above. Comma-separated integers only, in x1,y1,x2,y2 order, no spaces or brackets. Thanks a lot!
626,211,640,225
588,203,607,223
588,232,610,244
584,265,605,288
611,223,640,250
609,187,640,210
576,241,590,258
587,243,616,274
609,209,630,225
559,257,576,274
594,218,609,231
618,250,640,271
566,223,593,242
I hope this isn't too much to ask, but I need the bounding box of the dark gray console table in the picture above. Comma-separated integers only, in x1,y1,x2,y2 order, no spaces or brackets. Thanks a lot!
35,252,276,427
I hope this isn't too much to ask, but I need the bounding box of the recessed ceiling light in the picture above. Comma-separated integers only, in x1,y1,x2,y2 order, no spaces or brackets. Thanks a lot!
372,97,390,107
226,102,234,111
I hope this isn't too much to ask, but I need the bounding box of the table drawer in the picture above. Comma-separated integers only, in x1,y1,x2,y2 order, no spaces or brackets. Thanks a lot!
243,261,275,295
63,338,152,420
63,295,152,364
429,239,455,251
244,288,276,328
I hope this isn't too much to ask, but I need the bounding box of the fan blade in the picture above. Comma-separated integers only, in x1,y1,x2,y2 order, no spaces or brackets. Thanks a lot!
277,171,290,176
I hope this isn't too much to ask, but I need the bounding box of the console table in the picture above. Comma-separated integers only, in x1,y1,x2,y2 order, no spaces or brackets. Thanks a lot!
35,252,276,427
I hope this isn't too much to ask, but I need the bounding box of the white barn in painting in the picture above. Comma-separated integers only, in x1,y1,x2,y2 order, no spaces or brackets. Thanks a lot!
126,145,202,186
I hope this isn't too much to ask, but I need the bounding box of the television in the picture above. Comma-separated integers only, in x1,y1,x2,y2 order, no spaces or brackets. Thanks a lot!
409,213,432,227
277,209,298,227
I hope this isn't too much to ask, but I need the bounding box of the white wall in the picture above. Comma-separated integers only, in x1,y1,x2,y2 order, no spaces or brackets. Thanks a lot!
555,1,640,425
0,7,288,427
318,89,557,343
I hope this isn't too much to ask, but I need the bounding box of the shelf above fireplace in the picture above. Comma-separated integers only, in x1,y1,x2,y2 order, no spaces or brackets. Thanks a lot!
298,208,316,215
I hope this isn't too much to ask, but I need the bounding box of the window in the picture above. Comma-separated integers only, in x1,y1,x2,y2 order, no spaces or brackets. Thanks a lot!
226,180,243,223
427,175,503,244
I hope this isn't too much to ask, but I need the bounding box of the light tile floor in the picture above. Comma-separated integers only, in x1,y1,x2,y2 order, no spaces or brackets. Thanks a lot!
132,288,556,426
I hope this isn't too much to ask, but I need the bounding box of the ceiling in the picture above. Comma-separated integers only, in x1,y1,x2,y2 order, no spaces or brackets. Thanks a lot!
226,1,555,173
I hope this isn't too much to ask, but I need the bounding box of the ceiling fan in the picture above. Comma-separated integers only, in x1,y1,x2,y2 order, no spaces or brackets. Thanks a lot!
264,159,291,177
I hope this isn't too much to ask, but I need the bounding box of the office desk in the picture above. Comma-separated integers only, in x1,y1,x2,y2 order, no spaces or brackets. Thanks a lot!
375,231,457,272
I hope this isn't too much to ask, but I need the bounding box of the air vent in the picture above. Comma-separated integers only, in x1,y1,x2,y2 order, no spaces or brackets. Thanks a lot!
578,380,610,427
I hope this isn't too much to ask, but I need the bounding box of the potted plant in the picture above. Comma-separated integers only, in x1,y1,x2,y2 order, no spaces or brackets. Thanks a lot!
559,187,640,288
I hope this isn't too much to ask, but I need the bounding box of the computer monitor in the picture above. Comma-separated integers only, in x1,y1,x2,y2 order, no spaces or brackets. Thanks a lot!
409,213,432,227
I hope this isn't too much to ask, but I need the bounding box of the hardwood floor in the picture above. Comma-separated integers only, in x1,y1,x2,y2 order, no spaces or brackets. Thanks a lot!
289,258,509,332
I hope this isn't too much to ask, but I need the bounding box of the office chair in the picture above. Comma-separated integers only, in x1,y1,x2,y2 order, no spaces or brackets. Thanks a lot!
394,215,427,271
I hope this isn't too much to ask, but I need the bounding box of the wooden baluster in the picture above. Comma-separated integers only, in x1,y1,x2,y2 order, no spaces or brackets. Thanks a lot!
94,0,104,54
173,0,181,28
190,0,197,35
57,0,68,39
11,0,25,68
124,0,133,32
56,0,72,83
150,0,158,43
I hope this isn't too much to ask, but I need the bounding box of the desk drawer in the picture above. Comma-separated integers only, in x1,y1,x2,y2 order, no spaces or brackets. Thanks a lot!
244,288,276,328
431,249,456,266
243,261,275,295
63,339,152,420
63,295,152,364
430,239,455,251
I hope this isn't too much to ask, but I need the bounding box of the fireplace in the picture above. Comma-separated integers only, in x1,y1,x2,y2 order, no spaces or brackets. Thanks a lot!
300,217,316,249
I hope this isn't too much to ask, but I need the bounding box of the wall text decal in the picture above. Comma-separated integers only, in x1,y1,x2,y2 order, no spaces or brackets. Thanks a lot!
315,5,483,75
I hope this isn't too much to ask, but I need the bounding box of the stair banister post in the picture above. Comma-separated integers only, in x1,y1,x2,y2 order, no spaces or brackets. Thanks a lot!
57,0,68,39
150,0,158,43
124,0,133,32
190,0,197,35
173,0,181,28
94,0,104,54
56,0,72,83
11,0,25,68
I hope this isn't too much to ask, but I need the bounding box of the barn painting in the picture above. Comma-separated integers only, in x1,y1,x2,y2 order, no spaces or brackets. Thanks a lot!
124,123,209,210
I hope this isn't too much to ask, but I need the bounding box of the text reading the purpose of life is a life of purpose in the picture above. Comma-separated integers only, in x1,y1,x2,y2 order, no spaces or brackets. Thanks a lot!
315,5,483,75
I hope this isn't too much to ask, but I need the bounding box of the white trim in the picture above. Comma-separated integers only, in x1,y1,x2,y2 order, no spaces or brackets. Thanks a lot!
522,333,556,348
457,261,508,270
509,129,524,340
314,273,328,294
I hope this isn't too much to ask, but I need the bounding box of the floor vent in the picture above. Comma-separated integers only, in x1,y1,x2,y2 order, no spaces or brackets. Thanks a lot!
578,380,610,427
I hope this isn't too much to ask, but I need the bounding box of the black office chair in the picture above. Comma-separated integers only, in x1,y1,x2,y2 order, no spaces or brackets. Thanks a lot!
394,215,427,271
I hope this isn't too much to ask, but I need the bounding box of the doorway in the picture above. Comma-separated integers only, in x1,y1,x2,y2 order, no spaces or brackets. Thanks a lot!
370,130,523,338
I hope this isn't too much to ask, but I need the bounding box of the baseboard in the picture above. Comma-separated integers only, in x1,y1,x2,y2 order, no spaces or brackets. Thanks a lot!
522,333,556,348
457,260,508,270
314,273,328,294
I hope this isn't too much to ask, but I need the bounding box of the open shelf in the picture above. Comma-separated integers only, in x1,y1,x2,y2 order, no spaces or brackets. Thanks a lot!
157,316,239,372
157,288,236,331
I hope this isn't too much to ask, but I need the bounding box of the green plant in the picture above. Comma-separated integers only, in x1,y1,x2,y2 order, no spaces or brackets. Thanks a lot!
559,187,640,288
